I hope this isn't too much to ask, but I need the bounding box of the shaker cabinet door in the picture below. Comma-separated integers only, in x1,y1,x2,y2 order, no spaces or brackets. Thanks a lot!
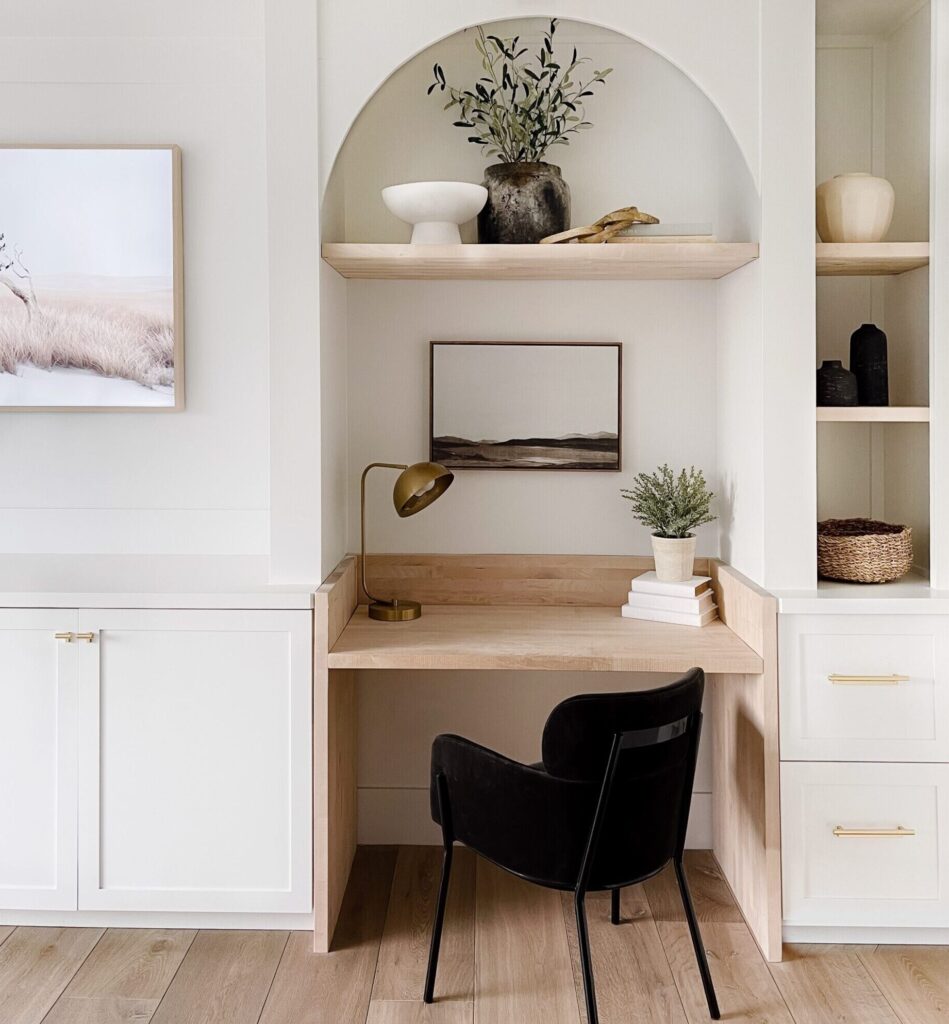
0,611,79,910
77,609,312,913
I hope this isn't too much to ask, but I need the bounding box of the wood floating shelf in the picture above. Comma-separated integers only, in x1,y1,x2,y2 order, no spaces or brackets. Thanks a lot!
817,406,930,423
816,242,929,276
321,242,760,281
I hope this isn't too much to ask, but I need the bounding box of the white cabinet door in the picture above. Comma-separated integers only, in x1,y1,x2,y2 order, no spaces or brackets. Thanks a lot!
0,610,78,910
78,609,312,913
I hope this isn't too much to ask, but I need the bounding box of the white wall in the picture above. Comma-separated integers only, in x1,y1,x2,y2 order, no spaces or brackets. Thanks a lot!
0,1,271,559
334,20,757,244
346,281,720,557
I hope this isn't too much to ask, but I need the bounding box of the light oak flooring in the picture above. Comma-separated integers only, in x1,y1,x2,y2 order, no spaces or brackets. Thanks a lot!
3,847,949,1024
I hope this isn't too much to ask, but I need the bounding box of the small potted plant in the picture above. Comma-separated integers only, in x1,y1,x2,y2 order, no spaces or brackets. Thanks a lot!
429,19,611,243
621,465,717,582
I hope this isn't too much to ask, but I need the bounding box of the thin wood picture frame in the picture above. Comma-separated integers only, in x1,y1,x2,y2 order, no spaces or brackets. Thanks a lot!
430,340,623,471
0,144,184,412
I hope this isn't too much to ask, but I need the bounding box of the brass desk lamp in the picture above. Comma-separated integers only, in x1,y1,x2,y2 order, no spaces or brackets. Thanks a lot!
361,461,454,621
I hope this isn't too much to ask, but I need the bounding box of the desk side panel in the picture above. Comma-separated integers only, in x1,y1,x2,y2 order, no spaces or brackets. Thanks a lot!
314,556,358,952
708,561,782,962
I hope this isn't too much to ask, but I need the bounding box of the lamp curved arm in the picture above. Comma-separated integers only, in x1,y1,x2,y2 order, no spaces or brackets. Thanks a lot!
361,462,407,605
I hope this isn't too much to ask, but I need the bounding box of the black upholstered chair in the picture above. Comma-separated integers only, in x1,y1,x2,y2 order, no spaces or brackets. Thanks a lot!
423,669,720,1023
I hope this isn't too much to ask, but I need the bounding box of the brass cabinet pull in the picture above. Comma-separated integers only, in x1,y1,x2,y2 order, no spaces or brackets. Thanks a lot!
54,632,75,643
74,632,96,643
828,673,910,686
833,825,916,838
54,631,96,643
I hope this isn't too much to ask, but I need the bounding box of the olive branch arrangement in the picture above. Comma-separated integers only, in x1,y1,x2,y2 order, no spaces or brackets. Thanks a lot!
621,465,717,539
428,19,612,164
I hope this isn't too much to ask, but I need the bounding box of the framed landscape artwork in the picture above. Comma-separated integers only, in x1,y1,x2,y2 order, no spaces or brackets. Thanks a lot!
430,341,622,470
0,145,183,410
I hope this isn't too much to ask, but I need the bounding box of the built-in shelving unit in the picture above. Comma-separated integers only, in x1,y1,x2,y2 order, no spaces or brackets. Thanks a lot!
816,242,930,276
321,242,759,281
816,407,930,423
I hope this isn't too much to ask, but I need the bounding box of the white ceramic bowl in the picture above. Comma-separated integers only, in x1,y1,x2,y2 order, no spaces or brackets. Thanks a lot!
382,181,488,244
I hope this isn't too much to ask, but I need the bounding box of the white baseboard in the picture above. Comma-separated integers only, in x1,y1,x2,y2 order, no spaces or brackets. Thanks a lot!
0,909,313,930
357,787,713,848
784,925,949,945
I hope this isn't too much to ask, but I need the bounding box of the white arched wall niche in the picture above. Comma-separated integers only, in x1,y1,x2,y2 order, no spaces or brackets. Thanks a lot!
324,18,759,244
317,0,761,195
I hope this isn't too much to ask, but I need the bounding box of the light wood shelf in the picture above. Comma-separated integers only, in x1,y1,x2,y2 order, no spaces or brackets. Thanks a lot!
817,406,930,423
321,242,759,281
816,242,929,276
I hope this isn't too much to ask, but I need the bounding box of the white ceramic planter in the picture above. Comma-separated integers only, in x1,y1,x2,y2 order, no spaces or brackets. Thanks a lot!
381,181,488,244
651,535,697,583
816,173,895,243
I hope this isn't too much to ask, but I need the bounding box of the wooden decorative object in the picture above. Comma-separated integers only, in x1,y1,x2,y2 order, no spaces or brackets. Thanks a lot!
541,205,660,244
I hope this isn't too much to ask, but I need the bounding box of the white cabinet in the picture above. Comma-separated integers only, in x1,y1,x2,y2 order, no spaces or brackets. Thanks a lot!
780,615,949,762
782,761,949,928
77,609,312,913
0,611,78,910
0,606,312,921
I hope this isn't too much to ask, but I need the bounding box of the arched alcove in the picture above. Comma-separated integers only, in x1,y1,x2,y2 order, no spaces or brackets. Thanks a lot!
322,17,759,244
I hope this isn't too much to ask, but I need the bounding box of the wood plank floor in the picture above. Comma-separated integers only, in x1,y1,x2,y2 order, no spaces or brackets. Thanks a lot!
3,847,949,1024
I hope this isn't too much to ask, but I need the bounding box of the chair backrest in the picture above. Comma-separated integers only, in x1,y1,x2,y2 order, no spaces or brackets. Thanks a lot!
541,669,705,888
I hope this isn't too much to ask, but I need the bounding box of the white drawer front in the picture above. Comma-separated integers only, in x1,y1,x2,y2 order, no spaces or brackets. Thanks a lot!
780,615,949,761
782,761,949,927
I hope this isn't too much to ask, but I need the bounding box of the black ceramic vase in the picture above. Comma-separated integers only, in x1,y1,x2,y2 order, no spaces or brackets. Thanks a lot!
817,360,859,406
478,162,570,244
850,323,889,406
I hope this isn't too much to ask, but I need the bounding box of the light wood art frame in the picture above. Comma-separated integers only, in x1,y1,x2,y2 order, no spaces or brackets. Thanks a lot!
313,553,782,961
0,144,184,412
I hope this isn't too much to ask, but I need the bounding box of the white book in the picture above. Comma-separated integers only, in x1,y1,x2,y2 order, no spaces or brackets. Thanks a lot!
630,571,712,598
621,603,719,628
626,590,716,614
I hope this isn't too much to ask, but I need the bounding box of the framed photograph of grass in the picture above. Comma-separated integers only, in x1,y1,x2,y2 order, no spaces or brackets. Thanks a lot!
0,145,183,410
430,340,622,471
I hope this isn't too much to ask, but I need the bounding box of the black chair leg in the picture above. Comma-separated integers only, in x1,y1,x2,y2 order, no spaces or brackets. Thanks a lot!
674,858,721,1020
574,890,599,1024
423,843,453,1003
610,887,621,925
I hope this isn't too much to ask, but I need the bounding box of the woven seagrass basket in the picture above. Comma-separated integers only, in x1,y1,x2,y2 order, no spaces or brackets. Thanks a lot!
817,518,913,583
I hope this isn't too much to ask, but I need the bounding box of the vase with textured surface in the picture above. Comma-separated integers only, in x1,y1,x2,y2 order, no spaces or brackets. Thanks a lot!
816,173,895,243
478,163,570,244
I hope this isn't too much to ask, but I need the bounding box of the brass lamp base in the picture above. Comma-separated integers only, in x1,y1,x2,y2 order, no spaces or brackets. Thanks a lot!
369,599,422,622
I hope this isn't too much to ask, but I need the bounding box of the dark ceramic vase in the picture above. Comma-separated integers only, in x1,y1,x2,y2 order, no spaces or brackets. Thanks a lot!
478,162,570,244
817,360,858,406
850,323,889,406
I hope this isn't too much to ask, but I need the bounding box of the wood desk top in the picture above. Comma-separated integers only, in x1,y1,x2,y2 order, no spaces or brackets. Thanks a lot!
327,603,763,674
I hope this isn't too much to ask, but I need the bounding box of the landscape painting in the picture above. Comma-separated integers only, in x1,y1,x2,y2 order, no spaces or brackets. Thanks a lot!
0,146,182,409
430,341,621,470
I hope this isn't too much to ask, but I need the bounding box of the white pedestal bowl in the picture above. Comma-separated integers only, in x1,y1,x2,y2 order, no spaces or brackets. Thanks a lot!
382,181,488,244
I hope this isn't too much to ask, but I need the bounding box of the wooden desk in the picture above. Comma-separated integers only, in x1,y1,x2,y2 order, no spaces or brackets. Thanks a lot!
329,604,763,674
313,554,782,963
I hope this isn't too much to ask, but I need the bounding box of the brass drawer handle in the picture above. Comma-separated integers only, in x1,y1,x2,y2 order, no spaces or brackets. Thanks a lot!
74,632,96,643
54,632,96,644
54,632,75,643
833,825,916,838
828,673,910,686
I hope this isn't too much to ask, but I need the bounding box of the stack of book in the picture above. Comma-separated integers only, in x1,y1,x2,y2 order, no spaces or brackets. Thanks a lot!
621,571,718,627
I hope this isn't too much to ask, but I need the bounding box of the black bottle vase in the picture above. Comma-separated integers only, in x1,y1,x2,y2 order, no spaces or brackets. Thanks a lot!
817,360,858,406
850,323,889,406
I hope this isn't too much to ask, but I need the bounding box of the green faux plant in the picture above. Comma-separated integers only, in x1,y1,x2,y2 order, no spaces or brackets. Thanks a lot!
428,19,611,164
621,465,717,539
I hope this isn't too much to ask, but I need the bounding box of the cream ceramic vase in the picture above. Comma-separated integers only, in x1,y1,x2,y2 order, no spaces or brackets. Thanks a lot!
816,173,895,243
651,535,697,583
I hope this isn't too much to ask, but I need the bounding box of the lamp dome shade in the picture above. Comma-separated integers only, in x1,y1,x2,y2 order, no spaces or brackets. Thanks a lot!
393,462,453,517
